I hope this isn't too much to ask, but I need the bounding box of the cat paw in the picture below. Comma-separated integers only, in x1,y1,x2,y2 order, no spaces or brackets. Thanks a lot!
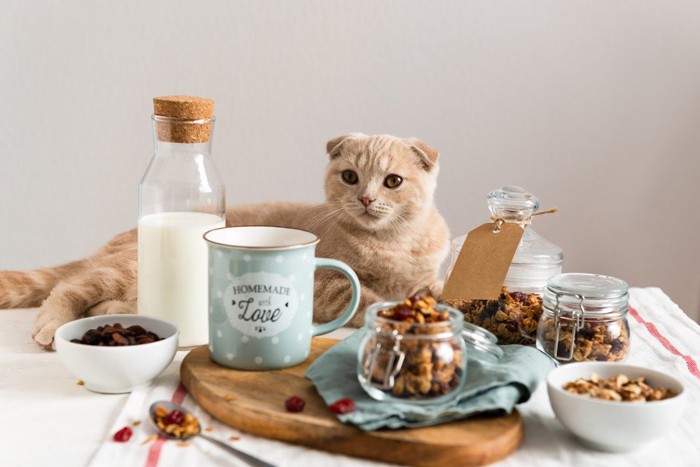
428,280,444,298
86,300,135,316
410,281,444,299
31,310,71,351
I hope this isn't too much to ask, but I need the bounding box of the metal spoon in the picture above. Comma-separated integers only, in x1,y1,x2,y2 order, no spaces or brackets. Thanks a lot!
148,400,276,467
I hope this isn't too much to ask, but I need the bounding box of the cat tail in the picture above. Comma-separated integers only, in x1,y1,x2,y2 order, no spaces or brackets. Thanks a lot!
0,259,89,309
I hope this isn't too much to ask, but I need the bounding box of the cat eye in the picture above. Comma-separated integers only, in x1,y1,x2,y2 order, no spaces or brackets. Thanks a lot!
383,174,403,189
341,170,359,185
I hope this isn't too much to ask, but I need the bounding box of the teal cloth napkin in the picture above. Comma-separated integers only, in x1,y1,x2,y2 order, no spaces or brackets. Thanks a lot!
305,330,555,431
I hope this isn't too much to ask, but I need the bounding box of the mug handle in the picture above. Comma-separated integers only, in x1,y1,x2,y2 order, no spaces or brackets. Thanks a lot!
311,258,361,337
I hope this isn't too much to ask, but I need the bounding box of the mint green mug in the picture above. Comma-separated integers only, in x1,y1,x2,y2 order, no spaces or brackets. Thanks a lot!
203,226,360,370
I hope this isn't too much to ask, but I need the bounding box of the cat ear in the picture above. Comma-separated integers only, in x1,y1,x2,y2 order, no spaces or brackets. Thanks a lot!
326,133,365,159
406,138,439,171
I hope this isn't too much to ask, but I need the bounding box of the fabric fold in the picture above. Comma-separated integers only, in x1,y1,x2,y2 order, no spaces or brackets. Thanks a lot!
305,331,555,431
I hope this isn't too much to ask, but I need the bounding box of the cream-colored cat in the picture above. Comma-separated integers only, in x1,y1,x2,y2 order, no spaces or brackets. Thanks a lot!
0,133,450,349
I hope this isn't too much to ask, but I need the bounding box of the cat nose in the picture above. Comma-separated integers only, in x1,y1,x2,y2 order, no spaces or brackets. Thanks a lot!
359,196,375,207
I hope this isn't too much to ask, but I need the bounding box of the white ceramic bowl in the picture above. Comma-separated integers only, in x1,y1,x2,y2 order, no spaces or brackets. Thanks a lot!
55,314,178,394
547,362,686,452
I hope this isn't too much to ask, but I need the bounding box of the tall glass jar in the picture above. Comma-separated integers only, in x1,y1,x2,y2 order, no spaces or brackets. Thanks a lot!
137,96,226,347
445,186,563,345
536,273,630,364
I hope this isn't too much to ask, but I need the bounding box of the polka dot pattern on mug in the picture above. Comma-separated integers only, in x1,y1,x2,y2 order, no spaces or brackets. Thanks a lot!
226,353,234,361
216,329,223,338
276,255,284,263
241,335,249,343
284,355,291,363
243,254,252,262
254,356,263,364
271,337,279,344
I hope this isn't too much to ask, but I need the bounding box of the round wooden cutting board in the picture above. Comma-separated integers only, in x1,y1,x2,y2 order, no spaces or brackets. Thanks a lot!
180,338,523,467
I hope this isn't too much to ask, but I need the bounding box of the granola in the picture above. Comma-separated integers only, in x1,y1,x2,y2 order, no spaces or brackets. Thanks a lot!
563,373,677,402
152,405,200,439
361,295,464,400
444,287,542,345
537,315,629,363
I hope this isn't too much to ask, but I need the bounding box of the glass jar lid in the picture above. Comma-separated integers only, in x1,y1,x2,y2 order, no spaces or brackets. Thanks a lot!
488,185,563,267
462,322,503,362
544,273,629,319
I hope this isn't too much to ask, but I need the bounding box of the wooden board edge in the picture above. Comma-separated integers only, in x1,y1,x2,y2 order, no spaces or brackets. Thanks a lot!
180,345,524,466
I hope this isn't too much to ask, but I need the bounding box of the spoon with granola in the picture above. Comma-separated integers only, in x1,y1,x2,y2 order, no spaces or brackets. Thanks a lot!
148,401,275,467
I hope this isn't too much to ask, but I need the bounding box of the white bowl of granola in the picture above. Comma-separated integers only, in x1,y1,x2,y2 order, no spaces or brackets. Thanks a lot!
547,362,686,452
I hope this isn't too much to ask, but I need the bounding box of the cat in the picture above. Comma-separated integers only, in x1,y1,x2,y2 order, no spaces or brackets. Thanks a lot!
0,133,450,350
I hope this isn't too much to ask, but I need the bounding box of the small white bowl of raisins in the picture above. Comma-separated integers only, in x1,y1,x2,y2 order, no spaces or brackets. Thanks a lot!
55,314,178,393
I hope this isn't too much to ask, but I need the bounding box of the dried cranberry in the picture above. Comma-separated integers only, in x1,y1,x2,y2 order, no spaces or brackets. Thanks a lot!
113,426,133,442
393,305,414,321
329,398,356,414
284,395,306,413
163,409,185,426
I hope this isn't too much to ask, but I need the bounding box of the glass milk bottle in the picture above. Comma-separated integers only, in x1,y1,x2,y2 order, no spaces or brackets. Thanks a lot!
138,96,226,347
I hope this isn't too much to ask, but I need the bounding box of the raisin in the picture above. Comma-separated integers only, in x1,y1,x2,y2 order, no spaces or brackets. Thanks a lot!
511,291,529,303
71,323,163,346
329,398,356,414
284,395,306,413
113,426,133,442
611,339,624,352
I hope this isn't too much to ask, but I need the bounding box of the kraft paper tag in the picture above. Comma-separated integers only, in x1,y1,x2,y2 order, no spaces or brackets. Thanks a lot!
442,222,523,301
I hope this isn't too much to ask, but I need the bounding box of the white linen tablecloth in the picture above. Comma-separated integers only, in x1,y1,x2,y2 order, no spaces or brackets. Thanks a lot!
1,287,698,467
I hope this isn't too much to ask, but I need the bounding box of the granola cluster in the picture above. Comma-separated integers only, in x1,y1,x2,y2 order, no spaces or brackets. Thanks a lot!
377,295,450,324
537,315,629,363
153,405,200,439
363,295,464,400
563,373,678,402
444,288,542,345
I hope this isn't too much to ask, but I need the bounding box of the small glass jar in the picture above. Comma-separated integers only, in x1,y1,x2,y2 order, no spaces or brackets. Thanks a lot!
536,273,630,364
445,186,563,345
357,300,502,404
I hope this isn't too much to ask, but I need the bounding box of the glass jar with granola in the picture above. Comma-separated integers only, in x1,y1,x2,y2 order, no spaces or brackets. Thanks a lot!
445,186,563,345
357,296,502,404
536,273,630,364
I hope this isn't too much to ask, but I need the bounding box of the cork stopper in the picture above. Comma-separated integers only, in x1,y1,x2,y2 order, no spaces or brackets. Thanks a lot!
153,96,215,143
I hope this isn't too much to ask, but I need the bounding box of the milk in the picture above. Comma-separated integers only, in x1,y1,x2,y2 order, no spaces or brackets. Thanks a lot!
137,212,225,347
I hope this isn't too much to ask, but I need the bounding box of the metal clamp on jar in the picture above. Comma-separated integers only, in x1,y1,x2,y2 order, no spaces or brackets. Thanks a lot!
536,273,630,364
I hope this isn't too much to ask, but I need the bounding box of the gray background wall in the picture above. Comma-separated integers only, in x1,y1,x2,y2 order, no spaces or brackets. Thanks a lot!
1,1,699,322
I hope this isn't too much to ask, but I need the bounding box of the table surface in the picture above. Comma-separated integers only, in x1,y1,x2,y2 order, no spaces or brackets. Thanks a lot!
2,287,699,467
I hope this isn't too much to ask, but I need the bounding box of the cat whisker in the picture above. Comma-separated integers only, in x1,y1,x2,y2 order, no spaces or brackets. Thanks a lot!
305,204,346,239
